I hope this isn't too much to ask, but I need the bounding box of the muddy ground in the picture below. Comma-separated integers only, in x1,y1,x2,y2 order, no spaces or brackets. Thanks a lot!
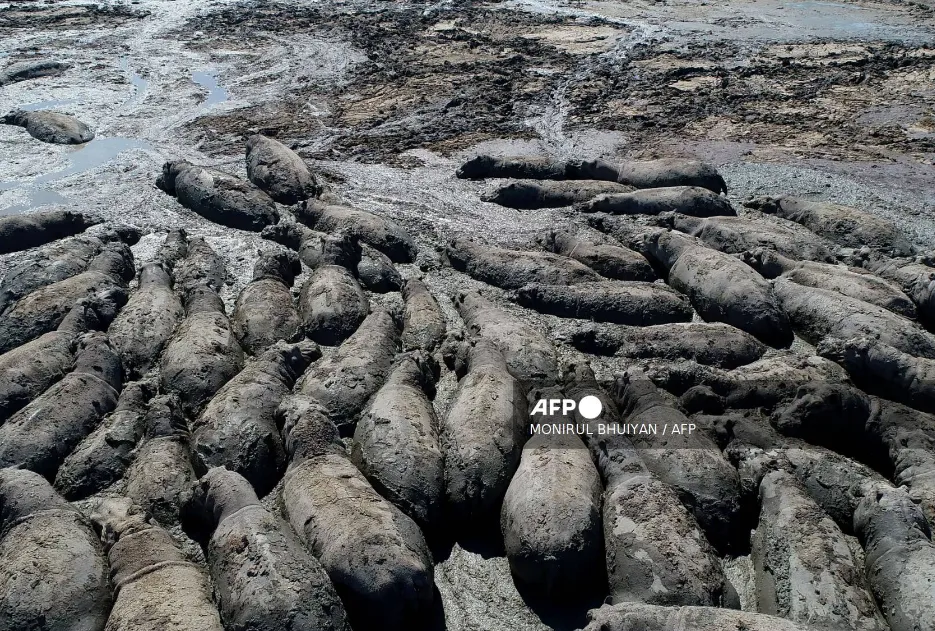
2,0,935,629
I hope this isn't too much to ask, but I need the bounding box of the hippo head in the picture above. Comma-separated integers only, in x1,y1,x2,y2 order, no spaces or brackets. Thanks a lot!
743,196,781,214
740,247,783,278
58,296,104,333
465,337,506,373
100,223,143,246
155,160,194,195
182,467,260,543
586,214,608,232
456,154,497,179
294,199,324,226
563,362,599,388
263,340,321,381
90,242,135,282
184,284,224,315
854,486,932,549
393,350,440,399
276,395,344,463
654,211,678,230
613,368,666,414
144,393,188,440
572,199,596,213
1,109,27,126
641,230,664,260
244,133,263,154
815,336,869,366
323,231,360,268
679,385,725,415
443,238,473,268
642,229,687,270
512,284,541,308
253,250,301,285
260,222,304,250
84,287,129,328
57,210,102,230
438,328,465,370
0,468,70,535
568,158,619,181
534,230,558,252
568,329,602,355
483,181,541,209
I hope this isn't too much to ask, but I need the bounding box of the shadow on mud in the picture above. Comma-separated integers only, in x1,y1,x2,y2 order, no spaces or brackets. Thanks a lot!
429,511,602,631
513,579,606,631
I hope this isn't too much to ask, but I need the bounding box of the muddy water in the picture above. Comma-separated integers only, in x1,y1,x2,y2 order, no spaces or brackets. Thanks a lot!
0,49,232,214
35,137,152,184
20,98,78,111
0,137,151,214
0,186,67,216
120,58,148,108
192,70,229,109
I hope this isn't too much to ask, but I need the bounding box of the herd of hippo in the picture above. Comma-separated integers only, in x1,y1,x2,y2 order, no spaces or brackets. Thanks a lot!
3,60,935,630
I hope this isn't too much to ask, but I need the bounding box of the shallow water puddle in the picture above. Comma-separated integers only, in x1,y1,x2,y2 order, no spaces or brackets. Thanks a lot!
782,1,880,36
33,137,150,185
20,99,78,111
0,186,67,216
193,70,229,109
121,59,149,108
0,137,151,214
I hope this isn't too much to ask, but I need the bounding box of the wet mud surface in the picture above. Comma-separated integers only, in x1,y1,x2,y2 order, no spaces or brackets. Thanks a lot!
2,0,935,629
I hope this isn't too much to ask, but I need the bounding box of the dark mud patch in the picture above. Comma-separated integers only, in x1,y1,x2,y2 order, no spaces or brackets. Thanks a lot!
178,1,935,166
0,2,147,30
180,2,591,162
572,40,935,160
